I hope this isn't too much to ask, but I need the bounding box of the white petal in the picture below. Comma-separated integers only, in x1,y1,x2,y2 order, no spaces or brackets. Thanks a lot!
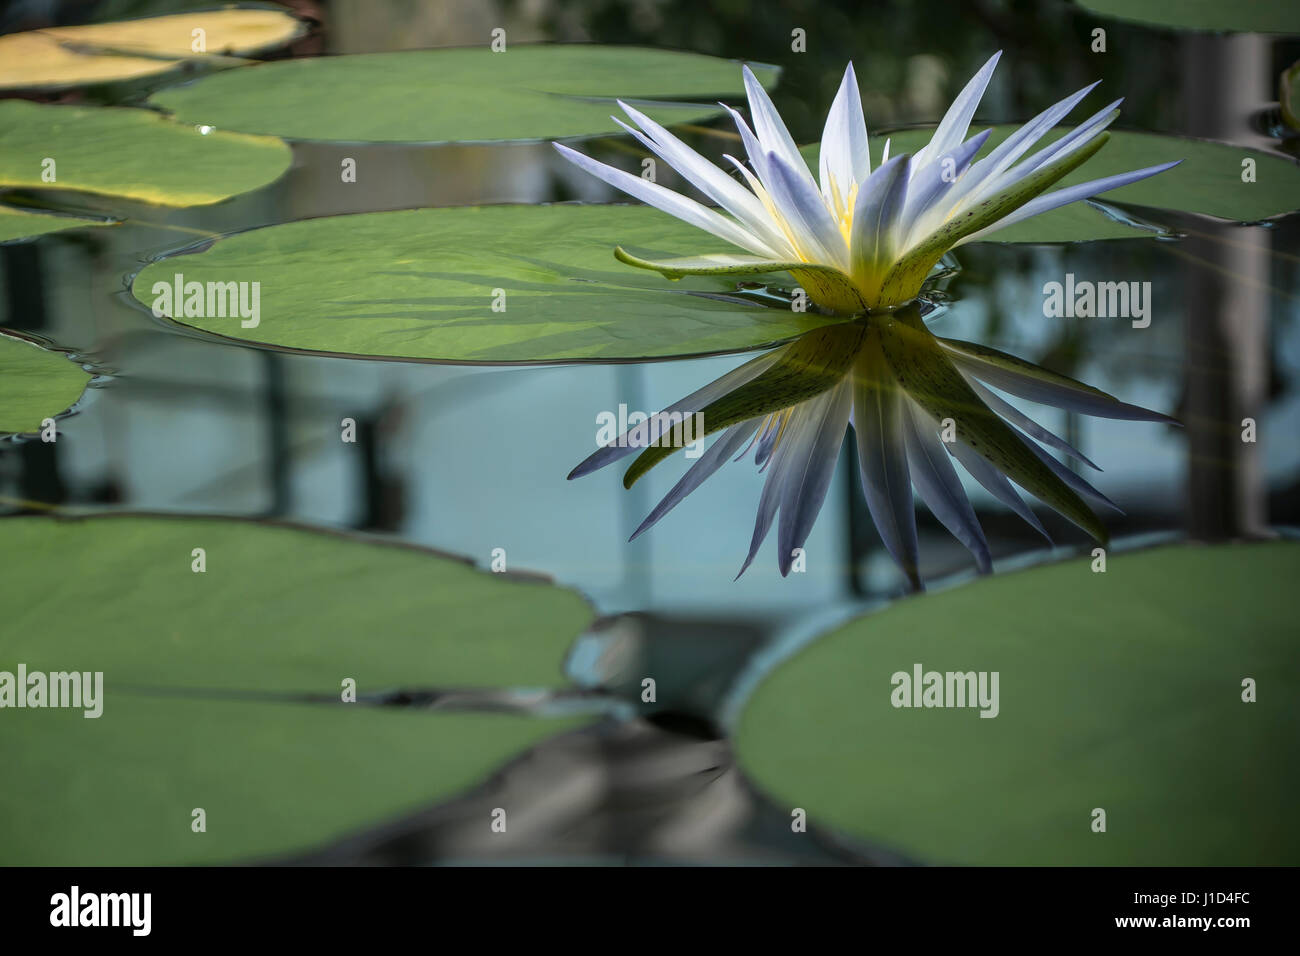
900,128,991,247
854,362,921,588
1012,98,1123,176
939,338,1178,422
952,81,1101,208
737,410,801,578
721,104,772,183
568,349,782,479
742,65,818,190
901,399,991,573
947,439,1052,541
819,62,871,206
968,378,1101,470
959,160,1181,244
553,142,777,257
613,104,789,253
850,153,911,277
1013,426,1123,514
763,150,849,268
913,51,1000,170
777,381,854,577
630,421,762,540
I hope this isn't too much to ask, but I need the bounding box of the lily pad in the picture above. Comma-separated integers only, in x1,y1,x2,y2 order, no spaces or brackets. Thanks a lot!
0,100,291,206
0,695,584,864
0,8,306,91
0,514,592,691
735,543,1300,864
0,332,92,434
1076,0,1300,34
0,206,111,243
131,204,842,363
149,45,779,143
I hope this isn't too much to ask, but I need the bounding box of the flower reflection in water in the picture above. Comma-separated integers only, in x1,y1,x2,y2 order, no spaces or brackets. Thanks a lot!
570,303,1176,588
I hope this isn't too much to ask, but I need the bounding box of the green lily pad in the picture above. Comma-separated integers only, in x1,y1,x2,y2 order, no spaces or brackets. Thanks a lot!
1,695,584,864
0,514,592,691
0,8,306,91
149,44,779,143
0,332,92,434
0,100,291,206
1076,0,1300,34
130,204,841,363
0,206,111,243
736,543,1300,864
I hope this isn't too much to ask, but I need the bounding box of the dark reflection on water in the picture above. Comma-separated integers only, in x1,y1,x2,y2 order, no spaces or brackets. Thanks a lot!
2,0,1298,864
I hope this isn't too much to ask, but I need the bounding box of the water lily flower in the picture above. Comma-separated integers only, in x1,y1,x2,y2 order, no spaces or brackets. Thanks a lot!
554,53,1178,313
569,305,1176,586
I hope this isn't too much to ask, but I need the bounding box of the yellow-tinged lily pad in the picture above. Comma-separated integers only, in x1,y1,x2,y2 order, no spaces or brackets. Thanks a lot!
0,205,111,243
0,8,305,91
0,331,92,435
0,100,291,206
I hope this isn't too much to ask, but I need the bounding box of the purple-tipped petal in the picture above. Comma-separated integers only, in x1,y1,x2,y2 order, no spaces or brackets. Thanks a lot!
754,416,783,467
742,65,815,189
569,349,782,480
853,352,921,589
736,418,798,579
961,161,1182,244
1013,98,1123,176
903,128,991,229
954,80,1102,206
940,339,1179,423
763,149,850,269
612,107,790,256
553,142,777,257
1015,428,1123,515
777,382,854,576
947,439,1052,542
901,399,992,574
630,420,762,541
968,379,1102,470
915,51,1001,170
